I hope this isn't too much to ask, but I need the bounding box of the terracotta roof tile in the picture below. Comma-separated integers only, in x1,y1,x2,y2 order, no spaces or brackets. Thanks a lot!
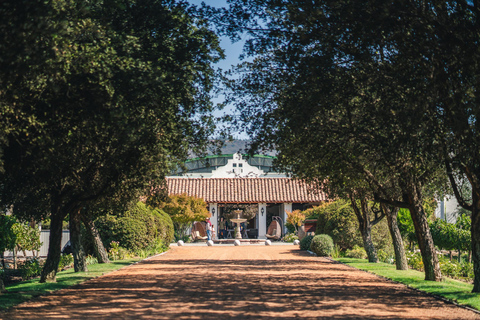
166,178,327,203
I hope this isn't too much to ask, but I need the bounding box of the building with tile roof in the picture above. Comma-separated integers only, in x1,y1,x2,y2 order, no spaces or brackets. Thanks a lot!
167,153,328,239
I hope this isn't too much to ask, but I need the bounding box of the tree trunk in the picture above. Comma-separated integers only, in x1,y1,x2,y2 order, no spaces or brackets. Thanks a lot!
471,193,480,292
40,211,65,283
13,247,17,270
70,209,87,272
0,279,5,293
360,226,378,263
81,214,110,263
383,205,408,270
404,184,442,281
349,195,381,263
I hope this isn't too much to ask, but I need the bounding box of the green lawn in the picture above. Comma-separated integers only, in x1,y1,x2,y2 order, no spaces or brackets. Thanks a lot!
336,258,480,311
0,258,141,311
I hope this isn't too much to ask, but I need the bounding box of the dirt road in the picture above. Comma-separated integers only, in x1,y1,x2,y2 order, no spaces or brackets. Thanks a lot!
2,245,479,319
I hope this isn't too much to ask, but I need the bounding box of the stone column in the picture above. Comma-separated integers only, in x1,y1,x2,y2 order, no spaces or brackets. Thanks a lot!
258,203,267,239
209,203,218,239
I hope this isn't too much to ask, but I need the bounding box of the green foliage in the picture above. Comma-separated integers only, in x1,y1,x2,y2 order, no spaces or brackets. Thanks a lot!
310,234,334,257
158,194,209,240
286,210,306,232
330,244,342,259
345,246,367,259
85,255,98,266
20,258,42,280
0,0,222,281
377,249,394,264
299,235,314,251
12,223,42,256
58,254,74,271
0,215,17,253
314,200,362,250
108,241,132,261
285,222,296,234
96,202,174,253
397,208,416,244
283,233,298,243
437,255,474,282
406,251,424,272
430,216,471,252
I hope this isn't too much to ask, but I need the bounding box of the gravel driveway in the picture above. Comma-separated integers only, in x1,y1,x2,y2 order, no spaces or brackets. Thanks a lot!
2,245,479,319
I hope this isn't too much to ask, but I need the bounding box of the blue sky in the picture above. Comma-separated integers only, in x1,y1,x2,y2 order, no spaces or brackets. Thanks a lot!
187,0,250,140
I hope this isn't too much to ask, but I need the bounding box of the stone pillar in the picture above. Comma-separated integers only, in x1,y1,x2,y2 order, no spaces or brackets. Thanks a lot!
282,203,292,235
209,203,218,239
258,203,267,239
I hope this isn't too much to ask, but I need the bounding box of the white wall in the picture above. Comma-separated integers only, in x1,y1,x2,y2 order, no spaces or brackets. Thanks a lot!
210,153,265,178
209,203,218,239
257,203,267,238
282,203,292,235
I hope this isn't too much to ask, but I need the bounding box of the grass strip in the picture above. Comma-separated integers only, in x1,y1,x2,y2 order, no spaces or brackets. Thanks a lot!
0,258,141,311
336,258,480,311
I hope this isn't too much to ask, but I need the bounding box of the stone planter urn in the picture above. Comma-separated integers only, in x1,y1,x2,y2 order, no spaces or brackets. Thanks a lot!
298,225,306,240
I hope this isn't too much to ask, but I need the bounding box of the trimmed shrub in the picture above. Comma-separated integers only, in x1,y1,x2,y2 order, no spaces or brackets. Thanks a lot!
313,200,362,250
300,235,314,251
96,202,174,253
310,234,334,256
151,208,174,244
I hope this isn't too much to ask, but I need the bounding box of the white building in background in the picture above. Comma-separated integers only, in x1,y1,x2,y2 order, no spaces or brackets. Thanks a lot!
168,153,328,238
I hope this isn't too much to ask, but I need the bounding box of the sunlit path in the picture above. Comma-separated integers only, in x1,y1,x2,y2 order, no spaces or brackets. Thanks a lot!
2,245,479,319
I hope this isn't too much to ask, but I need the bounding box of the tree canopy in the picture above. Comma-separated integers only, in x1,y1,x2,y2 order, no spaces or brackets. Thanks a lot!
0,0,223,282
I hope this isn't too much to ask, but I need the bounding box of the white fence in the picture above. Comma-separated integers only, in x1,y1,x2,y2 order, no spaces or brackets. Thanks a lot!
3,230,70,258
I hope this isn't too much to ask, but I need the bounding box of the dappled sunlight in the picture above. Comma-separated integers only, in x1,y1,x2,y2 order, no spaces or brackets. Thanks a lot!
3,246,479,319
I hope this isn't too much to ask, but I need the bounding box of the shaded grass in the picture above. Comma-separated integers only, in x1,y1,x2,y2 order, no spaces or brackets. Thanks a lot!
337,258,480,311
0,258,141,311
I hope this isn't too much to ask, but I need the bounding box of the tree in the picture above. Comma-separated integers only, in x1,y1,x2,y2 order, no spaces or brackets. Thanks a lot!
158,194,210,240
12,222,42,258
0,0,222,282
0,215,16,293
215,0,444,278
286,210,305,233
349,194,385,263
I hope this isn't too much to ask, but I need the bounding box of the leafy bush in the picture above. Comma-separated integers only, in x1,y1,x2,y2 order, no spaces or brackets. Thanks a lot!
377,249,394,264
460,261,474,280
331,244,342,258
300,235,314,251
151,208,174,244
58,253,74,271
96,202,174,253
108,241,132,261
437,254,474,281
313,200,362,250
86,255,98,266
346,245,367,259
406,251,424,271
310,234,334,256
283,233,299,243
21,257,42,280
12,222,42,257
